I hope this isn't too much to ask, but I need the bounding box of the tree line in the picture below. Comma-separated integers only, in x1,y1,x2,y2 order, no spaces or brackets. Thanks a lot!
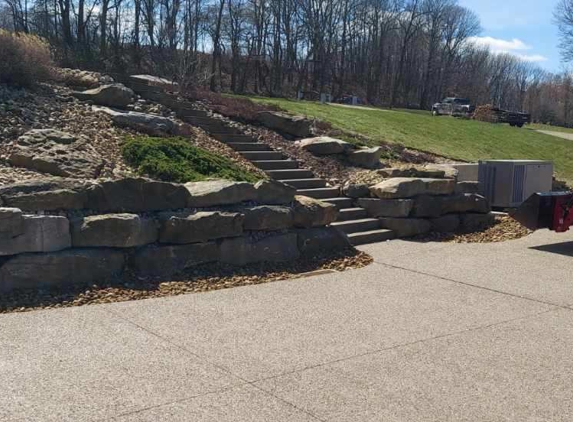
2,0,573,126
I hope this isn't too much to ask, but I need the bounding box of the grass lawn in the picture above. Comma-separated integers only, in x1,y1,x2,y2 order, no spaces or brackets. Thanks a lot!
244,96,573,183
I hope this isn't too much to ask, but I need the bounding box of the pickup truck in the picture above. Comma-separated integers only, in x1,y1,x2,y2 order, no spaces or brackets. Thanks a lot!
432,98,475,117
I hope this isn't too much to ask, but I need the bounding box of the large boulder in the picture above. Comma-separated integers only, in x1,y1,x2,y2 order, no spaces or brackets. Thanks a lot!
243,206,293,231
71,214,158,248
159,211,244,244
133,242,219,278
73,83,134,108
257,111,312,138
358,198,413,218
299,137,352,155
219,233,300,266
0,208,24,239
185,180,257,208
254,180,296,205
370,178,426,199
86,178,189,212
342,182,370,199
0,249,125,292
0,178,90,211
296,227,350,255
379,218,431,238
455,181,482,194
422,178,456,196
460,213,496,232
0,215,71,256
94,106,179,135
377,167,447,179
9,129,104,178
442,194,490,214
346,147,384,169
293,195,338,228
411,195,444,218
430,214,461,233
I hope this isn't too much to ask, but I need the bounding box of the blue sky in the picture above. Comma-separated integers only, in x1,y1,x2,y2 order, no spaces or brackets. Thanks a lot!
460,0,562,71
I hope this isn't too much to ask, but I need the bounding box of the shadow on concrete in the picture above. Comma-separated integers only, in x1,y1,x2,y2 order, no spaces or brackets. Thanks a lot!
530,241,573,257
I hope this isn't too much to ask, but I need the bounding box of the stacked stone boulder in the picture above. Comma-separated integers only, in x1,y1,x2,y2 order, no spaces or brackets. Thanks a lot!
297,136,384,169
342,167,493,238
0,178,349,293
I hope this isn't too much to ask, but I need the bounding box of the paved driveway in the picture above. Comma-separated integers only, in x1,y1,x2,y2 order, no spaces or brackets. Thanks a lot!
536,129,573,141
2,229,573,421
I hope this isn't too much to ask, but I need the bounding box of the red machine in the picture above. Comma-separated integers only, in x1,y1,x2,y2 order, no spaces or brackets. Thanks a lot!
512,192,573,232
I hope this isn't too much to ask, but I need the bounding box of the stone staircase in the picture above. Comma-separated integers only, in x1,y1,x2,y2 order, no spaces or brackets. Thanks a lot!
121,78,394,246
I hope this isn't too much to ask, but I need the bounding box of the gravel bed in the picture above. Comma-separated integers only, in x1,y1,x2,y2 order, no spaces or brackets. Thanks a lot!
412,216,532,244
0,249,372,314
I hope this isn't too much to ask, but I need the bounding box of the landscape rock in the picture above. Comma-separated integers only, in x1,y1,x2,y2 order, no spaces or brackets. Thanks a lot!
377,167,447,179
0,178,90,211
296,227,350,255
186,180,257,208
346,147,383,168
379,218,432,238
71,214,158,248
0,208,24,239
9,129,105,178
342,182,370,198
159,211,243,244
257,111,313,138
358,198,414,218
460,213,496,231
293,195,338,228
411,195,444,218
243,206,293,231
455,181,482,194
254,179,296,205
58,68,114,88
299,137,352,155
0,249,125,292
219,233,300,266
94,106,179,135
370,178,426,199
73,83,134,108
442,194,490,214
0,215,71,256
86,178,189,212
422,178,456,195
133,242,219,277
430,214,461,232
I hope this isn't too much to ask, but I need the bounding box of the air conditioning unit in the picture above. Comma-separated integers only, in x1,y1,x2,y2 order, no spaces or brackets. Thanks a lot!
478,160,553,208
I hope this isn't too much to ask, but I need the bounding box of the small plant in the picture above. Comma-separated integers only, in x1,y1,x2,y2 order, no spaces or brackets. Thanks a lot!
0,30,53,87
122,136,261,183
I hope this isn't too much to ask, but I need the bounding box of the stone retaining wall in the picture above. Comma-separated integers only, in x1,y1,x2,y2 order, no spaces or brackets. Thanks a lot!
0,178,348,293
343,167,494,237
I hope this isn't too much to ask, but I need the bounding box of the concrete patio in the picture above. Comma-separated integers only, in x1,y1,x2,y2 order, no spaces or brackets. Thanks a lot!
2,229,573,421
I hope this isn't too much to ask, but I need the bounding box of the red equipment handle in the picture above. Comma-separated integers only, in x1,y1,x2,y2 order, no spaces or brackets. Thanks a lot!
553,195,573,232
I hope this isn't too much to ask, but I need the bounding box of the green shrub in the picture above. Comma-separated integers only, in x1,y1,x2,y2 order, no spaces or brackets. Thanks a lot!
0,30,53,87
122,136,261,183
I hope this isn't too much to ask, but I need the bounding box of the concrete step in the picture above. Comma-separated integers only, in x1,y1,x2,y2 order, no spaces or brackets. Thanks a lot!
331,218,381,234
240,151,284,160
337,207,368,221
228,143,273,152
253,160,300,170
347,229,395,246
212,133,258,143
266,169,314,180
322,197,354,210
279,178,327,189
297,187,340,200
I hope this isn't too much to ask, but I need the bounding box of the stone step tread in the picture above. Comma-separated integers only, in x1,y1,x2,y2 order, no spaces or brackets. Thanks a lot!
296,187,340,200
337,207,369,221
347,229,396,246
279,178,327,189
213,134,258,143
253,160,300,170
240,151,284,160
266,169,314,179
322,197,354,209
228,143,273,151
331,218,381,234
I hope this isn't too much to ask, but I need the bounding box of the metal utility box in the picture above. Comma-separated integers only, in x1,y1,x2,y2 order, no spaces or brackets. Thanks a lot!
478,160,553,208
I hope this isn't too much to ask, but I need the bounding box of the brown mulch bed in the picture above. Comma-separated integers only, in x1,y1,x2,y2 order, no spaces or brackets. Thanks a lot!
0,248,372,314
413,216,532,244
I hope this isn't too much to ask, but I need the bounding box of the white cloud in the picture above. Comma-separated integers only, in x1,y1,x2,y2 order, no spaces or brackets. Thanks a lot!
468,36,548,63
